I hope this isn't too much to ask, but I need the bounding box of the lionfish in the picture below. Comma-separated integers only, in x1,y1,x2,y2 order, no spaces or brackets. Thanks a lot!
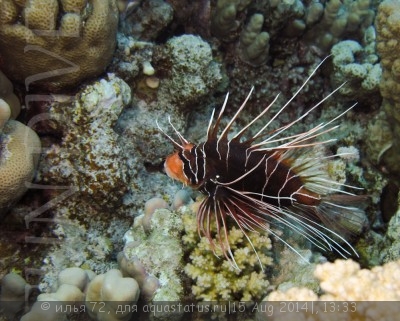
158,59,368,269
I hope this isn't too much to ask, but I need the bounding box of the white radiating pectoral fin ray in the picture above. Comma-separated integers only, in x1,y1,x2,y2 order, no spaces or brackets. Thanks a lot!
156,118,184,149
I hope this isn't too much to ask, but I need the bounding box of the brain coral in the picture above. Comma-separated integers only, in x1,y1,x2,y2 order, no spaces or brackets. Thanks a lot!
0,0,118,92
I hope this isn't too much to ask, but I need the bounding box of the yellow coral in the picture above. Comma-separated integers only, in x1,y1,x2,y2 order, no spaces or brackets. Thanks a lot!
0,0,118,92
182,207,273,301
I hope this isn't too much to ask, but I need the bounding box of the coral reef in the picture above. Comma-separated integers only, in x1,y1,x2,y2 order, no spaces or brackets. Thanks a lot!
113,34,222,209
211,0,252,39
1,0,398,320
0,0,118,92
21,267,91,321
159,35,222,109
32,75,131,289
182,207,273,301
21,267,139,321
0,98,41,217
381,194,400,263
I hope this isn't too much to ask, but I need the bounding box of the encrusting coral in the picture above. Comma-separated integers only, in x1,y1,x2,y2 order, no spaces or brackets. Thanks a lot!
39,74,130,211
32,75,131,287
120,207,184,301
0,0,119,92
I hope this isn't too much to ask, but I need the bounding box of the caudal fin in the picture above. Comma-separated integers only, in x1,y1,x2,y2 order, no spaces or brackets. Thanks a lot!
317,194,369,237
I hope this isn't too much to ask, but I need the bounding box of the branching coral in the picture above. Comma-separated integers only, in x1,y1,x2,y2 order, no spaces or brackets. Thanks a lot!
303,0,375,52
211,0,252,39
182,208,273,301
0,0,118,92
239,14,270,66
258,259,400,320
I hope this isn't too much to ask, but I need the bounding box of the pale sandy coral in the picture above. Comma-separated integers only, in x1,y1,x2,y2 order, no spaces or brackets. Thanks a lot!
258,259,400,320
182,206,273,301
375,0,400,177
0,99,11,130
304,0,375,52
21,267,92,321
330,38,381,100
238,13,270,66
0,100,41,216
0,273,31,318
142,197,168,233
0,0,118,92
86,269,140,321
211,0,252,39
